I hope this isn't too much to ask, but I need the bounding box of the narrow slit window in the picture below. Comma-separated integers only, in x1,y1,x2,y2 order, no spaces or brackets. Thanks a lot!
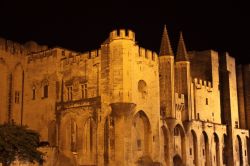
44,85,48,98
32,87,36,100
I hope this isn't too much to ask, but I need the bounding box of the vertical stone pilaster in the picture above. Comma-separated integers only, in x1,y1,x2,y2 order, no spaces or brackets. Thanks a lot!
110,103,135,166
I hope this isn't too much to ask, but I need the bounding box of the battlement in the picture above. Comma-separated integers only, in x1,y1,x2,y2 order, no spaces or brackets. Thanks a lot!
0,37,47,55
193,78,212,92
27,48,58,63
0,37,27,55
60,49,100,67
109,29,135,41
175,93,185,113
138,47,158,62
175,93,185,104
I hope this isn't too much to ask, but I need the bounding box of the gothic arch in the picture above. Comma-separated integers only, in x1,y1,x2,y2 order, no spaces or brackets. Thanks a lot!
132,110,152,163
191,130,198,166
237,135,243,166
201,131,210,166
173,124,186,165
213,133,220,166
60,113,79,152
13,62,23,71
82,117,97,165
173,154,183,166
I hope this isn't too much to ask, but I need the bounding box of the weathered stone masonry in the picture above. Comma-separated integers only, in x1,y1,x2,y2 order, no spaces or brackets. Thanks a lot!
0,27,250,166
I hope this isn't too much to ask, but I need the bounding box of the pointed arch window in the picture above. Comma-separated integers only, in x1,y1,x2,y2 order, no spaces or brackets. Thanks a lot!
42,79,49,99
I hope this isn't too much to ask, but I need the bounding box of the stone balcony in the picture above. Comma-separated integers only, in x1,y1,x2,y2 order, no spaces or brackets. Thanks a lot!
56,96,101,112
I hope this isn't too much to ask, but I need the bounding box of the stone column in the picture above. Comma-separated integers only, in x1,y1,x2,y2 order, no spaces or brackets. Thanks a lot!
110,103,135,166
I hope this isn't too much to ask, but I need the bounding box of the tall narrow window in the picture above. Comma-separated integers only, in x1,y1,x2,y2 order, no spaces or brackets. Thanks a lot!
56,81,59,100
44,85,48,98
71,120,77,152
81,83,87,99
32,87,36,100
206,98,208,105
235,121,239,128
67,86,73,101
174,127,179,136
137,139,142,151
15,91,20,104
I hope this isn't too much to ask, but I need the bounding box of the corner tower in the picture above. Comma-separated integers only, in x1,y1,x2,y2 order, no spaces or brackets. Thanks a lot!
100,29,160,165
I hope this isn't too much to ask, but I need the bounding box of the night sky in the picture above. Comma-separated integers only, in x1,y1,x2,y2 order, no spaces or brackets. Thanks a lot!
0,1,249,64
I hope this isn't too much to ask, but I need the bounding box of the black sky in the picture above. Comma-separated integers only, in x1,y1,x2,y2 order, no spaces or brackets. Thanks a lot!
0,0,249,64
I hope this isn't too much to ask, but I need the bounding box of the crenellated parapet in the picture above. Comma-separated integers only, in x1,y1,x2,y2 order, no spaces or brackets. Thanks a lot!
138,47,158,62
0,37,47,56
175,93,185,111
174,93,185,120
0,38,26,55
27,49,58,63
60,49,100,67
193,78,212,92
109,29,135,41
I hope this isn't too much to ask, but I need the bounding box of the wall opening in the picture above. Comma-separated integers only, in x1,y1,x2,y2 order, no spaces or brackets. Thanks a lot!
191,130,198,166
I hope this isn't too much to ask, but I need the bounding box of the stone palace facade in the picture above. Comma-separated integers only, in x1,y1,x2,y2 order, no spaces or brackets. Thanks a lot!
1,26,250,166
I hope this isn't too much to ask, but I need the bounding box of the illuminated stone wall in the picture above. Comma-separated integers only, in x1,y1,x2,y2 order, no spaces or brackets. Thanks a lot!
0,29,249,166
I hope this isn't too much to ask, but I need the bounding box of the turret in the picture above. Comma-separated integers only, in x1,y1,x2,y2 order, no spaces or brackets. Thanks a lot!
158,25,175,118
175,32,191,120
159,25,173,56
176,32,189,62
109,29,135,42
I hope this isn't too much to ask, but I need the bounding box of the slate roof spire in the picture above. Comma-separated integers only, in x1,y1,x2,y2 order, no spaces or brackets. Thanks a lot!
159,25,173,56
176,32,189,61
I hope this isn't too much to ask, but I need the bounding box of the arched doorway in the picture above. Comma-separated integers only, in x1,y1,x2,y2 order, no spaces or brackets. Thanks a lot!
62,117,78,152
202,131,210,166
214,133,220,166
132,111,151,163
237,135,243,166
161,126,170,165
173,154,183,166
173,124,186,164
191,130,198,166
83,117,97,165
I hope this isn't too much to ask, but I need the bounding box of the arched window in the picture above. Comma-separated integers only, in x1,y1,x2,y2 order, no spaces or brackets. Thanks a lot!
138,80,147,99
42,79,49,98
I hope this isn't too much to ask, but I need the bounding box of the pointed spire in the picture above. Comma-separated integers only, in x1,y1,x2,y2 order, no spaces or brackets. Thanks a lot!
176,32,189,61
159,25,173,56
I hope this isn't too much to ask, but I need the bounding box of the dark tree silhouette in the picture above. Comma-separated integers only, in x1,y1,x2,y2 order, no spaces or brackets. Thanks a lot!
0,123,44,166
